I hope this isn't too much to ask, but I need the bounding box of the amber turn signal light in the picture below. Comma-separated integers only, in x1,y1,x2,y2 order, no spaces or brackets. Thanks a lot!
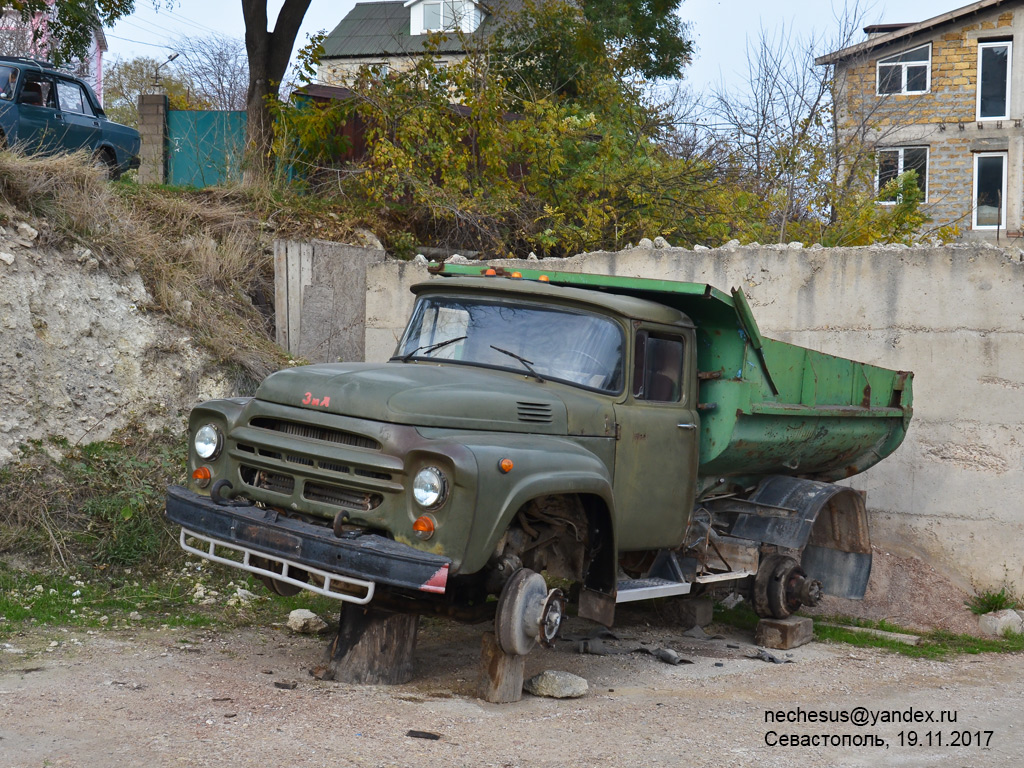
498,458,514,474
192,466,212,489
413,514,436,540
538,274,550,282
484,268,497,276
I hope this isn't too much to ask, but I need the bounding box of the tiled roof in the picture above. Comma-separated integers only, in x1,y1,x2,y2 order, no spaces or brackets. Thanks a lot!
817,0,1011,65
322,0,522,59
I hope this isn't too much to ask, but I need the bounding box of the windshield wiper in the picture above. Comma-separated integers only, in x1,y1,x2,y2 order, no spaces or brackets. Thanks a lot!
490,345,544,382
399,335,467,362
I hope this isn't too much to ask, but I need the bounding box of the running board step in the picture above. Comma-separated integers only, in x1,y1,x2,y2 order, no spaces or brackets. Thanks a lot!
615,577,692,603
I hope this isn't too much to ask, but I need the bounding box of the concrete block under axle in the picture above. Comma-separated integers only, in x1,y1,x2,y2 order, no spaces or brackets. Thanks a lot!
754,616,814,650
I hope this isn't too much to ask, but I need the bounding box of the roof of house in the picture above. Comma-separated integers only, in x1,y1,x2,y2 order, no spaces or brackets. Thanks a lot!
816,0,1011,65
322,0,521,59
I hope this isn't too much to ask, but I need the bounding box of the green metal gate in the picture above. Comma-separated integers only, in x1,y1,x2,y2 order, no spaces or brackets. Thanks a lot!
167,110,246,187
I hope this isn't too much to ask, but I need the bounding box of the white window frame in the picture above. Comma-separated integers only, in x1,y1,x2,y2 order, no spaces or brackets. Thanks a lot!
876,43,931,96
876,146,929,204
421,0,443,32
976,40,1012,120
419,0,469,33
972,151,1007,229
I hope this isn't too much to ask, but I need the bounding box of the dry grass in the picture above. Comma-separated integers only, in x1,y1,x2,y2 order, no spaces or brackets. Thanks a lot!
0,151,293,380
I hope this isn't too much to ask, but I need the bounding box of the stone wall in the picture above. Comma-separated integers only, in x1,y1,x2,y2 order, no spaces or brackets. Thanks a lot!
137,94,167,185
0,225,232,464
365,242,1024,593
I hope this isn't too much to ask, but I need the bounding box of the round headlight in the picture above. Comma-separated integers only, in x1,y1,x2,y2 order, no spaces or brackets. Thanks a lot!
194,424,222,460
412,467,447,508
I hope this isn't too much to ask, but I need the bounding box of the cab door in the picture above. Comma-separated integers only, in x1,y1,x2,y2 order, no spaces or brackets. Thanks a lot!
16,72,61,152
55,78,100,153
612,326,700,551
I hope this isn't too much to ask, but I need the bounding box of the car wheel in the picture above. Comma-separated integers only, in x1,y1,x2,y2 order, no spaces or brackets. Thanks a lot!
92,149,118,180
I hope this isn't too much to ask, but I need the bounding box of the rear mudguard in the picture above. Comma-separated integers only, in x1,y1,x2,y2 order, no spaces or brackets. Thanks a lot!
732,475,872,599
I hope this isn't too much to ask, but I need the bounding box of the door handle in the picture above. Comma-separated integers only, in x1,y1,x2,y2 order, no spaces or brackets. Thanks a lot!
677,423,697,430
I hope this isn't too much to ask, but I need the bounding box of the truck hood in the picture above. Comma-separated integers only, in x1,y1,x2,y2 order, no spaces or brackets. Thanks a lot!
255,362,617,436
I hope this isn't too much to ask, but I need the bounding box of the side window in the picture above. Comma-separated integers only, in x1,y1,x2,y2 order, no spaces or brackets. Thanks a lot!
633,331,684,403
0,66,17,100
20,74,55,108
56,80,95,116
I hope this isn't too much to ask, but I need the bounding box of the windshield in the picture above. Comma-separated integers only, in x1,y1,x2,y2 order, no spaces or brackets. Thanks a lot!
395,294,625,393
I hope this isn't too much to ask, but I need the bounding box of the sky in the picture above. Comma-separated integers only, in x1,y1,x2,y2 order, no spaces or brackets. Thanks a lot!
105,0,975,90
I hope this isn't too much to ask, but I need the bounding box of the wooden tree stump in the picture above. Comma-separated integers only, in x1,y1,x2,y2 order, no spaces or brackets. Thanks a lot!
478,631,525,703
318,603,420,684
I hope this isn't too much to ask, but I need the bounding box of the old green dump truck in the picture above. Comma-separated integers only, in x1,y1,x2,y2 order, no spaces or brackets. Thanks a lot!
166,265,912,655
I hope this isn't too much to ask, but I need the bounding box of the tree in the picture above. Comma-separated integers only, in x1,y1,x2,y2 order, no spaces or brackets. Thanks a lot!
103,56,210,128
240,0,311,180
0,10,40,58
172,34,248,111
8,1,143,65
583,0,693,81
337,32,724,257
494,0,692,103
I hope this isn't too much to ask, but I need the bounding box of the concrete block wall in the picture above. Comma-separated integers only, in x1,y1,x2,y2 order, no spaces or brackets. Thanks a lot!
137,94,168,185
275,239,386,364
364,243,1024,593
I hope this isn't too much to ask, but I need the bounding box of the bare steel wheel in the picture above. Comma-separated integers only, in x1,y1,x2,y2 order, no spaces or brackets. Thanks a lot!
752,554,822,619
495,568,565,655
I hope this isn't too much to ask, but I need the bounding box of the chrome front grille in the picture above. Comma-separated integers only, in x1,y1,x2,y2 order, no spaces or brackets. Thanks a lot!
249,417,381,451
231,415,399,519
240,466,295,495
236,443,393,482
304,482,383,512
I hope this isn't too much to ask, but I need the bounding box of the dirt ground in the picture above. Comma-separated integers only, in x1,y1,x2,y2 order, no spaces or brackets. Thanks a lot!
2,596,1023,768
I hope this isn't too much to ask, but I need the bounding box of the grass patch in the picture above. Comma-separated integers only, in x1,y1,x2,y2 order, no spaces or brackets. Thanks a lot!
966,587,1019,615
0,425,186,568
814,620,1024,659
0,559,344,643
713,602,1024,659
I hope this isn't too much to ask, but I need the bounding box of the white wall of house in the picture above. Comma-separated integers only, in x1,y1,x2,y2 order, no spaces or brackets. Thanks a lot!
365,243,1024,594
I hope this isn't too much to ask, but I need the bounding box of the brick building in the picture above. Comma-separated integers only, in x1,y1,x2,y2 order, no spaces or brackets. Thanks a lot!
817,0,1024,239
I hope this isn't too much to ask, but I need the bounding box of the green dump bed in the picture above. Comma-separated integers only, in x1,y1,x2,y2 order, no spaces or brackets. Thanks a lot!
433,265,913,487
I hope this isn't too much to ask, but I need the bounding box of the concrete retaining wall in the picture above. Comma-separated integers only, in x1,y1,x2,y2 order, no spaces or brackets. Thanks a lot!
364,243,1024,593
275,240,386,364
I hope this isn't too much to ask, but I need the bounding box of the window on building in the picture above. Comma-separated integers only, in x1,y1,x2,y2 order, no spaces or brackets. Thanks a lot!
977,41,1011,119
422,1,442,31
877,44,931,95
421,0,468,33
973,152,1006,228
877,146,928,202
